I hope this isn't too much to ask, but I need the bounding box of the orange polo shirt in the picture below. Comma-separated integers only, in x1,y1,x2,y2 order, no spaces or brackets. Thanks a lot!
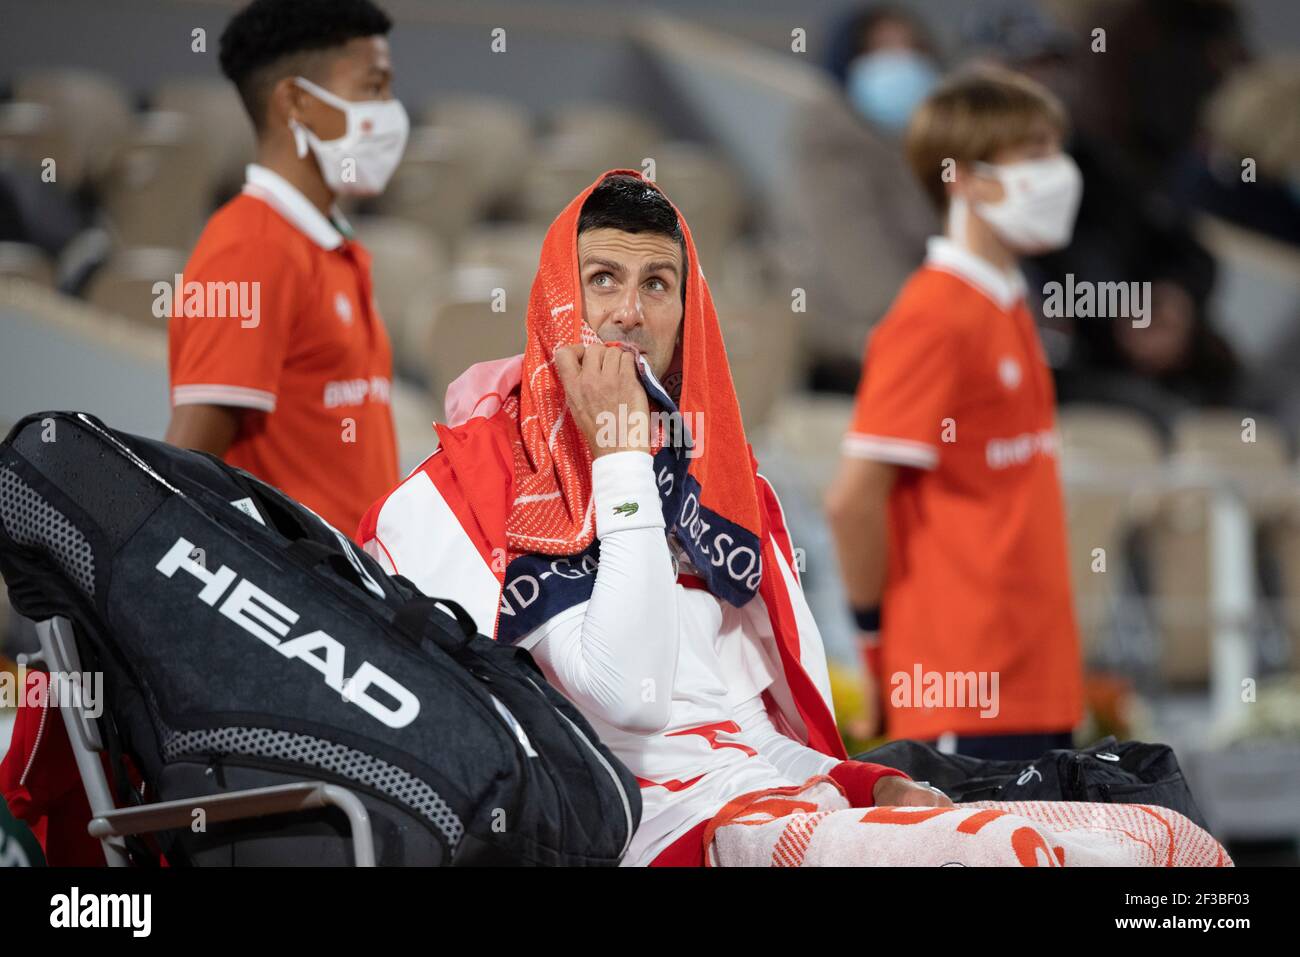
169,164,398,534
844,237,1083,740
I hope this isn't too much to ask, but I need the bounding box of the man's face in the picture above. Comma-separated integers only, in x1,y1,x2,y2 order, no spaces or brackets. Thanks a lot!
1116,280,1195,375
578,227,684,381
288,36,394,139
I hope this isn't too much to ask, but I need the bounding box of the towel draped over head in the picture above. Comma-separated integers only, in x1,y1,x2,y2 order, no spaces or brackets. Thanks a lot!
481,169,765,616
366,168,847,758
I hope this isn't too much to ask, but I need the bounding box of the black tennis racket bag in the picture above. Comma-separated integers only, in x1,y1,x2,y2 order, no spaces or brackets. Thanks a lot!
0,411,639,865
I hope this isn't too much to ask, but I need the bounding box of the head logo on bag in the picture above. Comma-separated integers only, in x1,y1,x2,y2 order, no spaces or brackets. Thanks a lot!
155,536,420,728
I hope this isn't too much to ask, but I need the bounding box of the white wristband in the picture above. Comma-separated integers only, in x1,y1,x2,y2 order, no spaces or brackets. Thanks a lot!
592,450,665,538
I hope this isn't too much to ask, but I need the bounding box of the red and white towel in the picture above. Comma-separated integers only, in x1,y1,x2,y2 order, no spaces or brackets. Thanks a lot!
704,778,1233,867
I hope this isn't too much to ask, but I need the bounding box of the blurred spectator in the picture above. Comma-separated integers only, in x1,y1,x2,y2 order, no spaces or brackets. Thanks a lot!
787,4,941,394
1054,236,1267,439
1070,0,1249,186
1176,57,1300,248
957,0,1252,411
0,159,88,257
960,0,1077,76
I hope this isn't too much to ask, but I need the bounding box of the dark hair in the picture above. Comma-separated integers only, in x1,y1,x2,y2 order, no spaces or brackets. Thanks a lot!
823,3,937,87
579,175,683,244
577,174,688,290
219,0,392,130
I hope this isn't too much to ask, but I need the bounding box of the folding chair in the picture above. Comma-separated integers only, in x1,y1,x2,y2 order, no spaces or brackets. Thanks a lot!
33,615,377,866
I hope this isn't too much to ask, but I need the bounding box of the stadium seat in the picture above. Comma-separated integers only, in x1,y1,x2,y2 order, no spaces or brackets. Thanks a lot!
0,102,64,182
424,299,528,402
1169,412,1300,674
352,216,450,369
0,242,55,286
13,69,133,188
421,94,533,213
1057,406,1166,664
84,248,188,326
708,236,778,308
456,223,547,281
153,77,257,197
718,296,799,434
1140,412,1290,687
648,141,745,276
1145,486,1224,687
389,377,442,468
519,133,623,225
765,393,856,500
548,102,664,170
520,112,689,225
1170,409,1292,516
1194,214,1300,365
1272,504,1300,672
100,112,216,250
375,126,482,249
444,261,529,307
1057,405,1165,469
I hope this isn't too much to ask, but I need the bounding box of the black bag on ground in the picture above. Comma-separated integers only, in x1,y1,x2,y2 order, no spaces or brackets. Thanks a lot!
856,736,1210,831
0,411,640,865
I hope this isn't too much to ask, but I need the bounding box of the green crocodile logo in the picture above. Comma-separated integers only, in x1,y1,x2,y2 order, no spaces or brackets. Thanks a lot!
613,501,639,517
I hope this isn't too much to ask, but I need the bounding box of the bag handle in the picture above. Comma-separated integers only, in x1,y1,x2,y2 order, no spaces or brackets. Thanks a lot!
394,595,478,652
284,539,373,592
283,540,477,651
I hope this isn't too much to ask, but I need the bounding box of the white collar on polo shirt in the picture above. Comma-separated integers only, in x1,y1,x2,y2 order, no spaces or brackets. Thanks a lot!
924,236,1027,310
241,163,353,251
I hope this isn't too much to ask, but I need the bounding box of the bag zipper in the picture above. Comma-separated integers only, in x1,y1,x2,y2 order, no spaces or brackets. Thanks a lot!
73,414,182,494
17,693,50,788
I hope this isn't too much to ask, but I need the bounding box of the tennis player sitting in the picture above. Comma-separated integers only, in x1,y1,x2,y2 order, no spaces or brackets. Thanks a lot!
359,172,947,867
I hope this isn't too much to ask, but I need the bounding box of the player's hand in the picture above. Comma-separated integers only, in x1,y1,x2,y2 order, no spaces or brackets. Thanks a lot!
874,776,954,808
554,343,651,458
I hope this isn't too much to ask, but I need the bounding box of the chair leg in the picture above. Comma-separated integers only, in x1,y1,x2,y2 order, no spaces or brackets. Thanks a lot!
35,616,130,866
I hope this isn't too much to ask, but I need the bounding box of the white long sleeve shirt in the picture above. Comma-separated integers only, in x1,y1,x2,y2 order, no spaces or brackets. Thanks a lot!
518,451,837,866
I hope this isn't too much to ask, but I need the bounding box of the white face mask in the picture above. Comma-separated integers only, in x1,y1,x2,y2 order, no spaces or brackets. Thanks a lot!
289,76,409,197
960,154,1083,253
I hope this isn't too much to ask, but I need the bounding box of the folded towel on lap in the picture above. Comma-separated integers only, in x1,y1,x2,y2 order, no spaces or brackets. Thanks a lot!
705,778,1233,867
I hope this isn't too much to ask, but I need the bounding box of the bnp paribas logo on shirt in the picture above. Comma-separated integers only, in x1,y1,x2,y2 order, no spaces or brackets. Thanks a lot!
334,291,353,324
152,275,261,328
